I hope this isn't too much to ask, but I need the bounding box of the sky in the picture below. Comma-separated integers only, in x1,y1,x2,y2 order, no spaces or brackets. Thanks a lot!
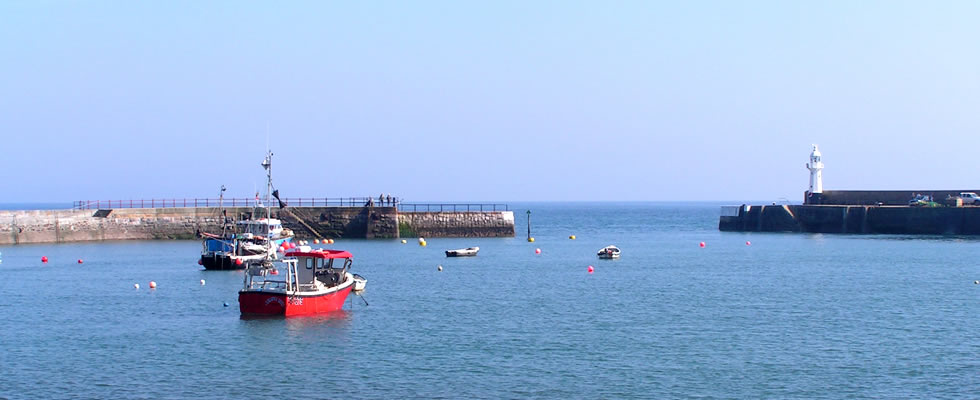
2,1,979,203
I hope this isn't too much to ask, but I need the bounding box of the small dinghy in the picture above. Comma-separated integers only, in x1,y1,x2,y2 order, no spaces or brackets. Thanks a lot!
597,245,621,259
352,274,368,292
445,247,479,257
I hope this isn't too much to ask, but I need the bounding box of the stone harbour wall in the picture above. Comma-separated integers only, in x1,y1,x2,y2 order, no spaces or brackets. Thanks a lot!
0,206,514,245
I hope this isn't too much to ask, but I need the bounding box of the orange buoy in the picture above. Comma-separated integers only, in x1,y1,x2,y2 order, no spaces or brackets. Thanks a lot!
41,256,48,263
149,281,157,289
328,239,334,244
314,239,320,244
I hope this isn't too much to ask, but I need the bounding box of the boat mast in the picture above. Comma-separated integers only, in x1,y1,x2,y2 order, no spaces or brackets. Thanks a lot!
219,185,227,235
262,150,273,235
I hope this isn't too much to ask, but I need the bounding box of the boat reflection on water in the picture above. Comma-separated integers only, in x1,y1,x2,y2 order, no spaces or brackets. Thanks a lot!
239,309,350,323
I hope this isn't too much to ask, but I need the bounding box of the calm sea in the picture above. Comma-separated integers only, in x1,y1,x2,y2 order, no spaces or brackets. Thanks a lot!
0,202,977,399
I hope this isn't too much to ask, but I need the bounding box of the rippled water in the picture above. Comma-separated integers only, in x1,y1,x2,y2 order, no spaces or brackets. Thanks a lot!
1,202,977,399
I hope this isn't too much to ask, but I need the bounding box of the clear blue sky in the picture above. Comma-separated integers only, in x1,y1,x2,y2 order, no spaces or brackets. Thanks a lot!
2,1,979,203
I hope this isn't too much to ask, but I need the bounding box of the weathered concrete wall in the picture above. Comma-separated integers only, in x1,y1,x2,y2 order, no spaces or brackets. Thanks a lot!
720,204,980,235
807,190,980,205
398,211,515,238
0,206,514,244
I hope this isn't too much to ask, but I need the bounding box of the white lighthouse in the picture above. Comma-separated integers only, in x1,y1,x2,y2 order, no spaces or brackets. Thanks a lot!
807,144,824,195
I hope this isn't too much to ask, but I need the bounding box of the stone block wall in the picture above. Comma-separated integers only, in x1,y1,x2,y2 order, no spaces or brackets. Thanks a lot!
397,211,515,238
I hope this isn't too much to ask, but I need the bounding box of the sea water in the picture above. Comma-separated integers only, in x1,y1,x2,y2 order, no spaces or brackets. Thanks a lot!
0,202,977,399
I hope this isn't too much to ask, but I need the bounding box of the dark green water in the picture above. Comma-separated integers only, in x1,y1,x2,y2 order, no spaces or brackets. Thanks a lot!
0,203,977,399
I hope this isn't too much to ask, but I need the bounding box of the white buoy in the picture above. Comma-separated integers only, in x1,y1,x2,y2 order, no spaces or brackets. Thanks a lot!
200,279,206,285
134,283,140,289
438,265,443,271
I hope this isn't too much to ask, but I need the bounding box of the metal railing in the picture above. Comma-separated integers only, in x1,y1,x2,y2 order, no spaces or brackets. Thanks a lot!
72,198,509,212
398,203,509,212
73,197,374,210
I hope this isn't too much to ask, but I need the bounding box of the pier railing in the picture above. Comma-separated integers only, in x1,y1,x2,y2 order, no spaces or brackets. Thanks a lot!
398,203,509,212
73,197,374,209
73,198,509,212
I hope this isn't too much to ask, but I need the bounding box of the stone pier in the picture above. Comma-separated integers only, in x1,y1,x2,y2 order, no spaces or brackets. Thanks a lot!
0,206,515,245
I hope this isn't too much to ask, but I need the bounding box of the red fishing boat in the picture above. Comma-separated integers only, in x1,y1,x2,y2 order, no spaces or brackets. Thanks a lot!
239,246,361,316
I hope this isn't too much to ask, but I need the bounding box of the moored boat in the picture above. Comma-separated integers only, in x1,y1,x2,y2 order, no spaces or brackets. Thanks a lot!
200,220,294,270
597,245,620,259
239,246,358,316
445,247,479,257
198,150,294,270
352,274,368,292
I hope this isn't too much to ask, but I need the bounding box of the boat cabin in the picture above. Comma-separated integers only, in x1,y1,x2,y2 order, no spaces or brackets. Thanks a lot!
284,248,353,291
237,218,285,238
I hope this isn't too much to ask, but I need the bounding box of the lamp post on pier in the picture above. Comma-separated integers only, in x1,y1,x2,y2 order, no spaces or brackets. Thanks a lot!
526,210,534,242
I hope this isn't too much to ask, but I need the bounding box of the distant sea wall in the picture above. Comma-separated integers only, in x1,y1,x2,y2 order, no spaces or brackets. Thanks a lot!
807,190,980,205
0,206,515,245
719,204,980,234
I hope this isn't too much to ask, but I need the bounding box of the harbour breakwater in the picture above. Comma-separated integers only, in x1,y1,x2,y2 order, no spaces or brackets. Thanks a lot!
719,204,980,234
0,206,515,245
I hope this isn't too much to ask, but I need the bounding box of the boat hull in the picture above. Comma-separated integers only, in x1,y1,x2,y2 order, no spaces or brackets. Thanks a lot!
201,254,241,270
239,285,353,316
445,251,478,257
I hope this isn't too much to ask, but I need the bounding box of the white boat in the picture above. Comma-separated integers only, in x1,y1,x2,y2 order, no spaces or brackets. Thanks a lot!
445,247,479,257
597,245,620,259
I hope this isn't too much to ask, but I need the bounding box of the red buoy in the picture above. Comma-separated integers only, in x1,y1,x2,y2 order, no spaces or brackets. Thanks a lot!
77,259,83,264
41,256,48,263
270,269,279,275
535,248,541,254
198,259,203,265
235,258,243,266
746,241,751,246
587,265,594,273
699,242,706,248
149,281,157,289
